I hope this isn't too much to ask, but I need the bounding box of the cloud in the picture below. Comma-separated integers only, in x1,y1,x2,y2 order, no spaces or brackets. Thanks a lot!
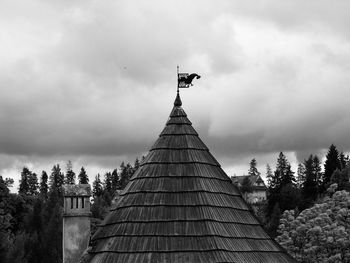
1,0,350,186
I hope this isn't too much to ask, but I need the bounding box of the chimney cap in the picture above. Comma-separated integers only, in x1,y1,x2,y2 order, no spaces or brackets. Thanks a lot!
63,184,91,197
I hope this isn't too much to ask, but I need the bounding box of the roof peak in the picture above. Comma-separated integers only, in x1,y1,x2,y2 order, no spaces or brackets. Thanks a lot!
174,91,182,107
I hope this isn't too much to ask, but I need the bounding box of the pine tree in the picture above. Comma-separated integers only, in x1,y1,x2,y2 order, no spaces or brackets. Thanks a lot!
119,162,133,190
322,144,341,192
300,155,318,210
248,158,260,177
27,172,39,195
49,165,64,196
270,152,295,191
296,163,305,188
266,164,273,188
19,167,31,195
313,155,322,191
104,172,113,195
267,152,298,229
78,167,89,184
65,160,75,185
39,171,48,199
92,174,103,198
111,168,119,192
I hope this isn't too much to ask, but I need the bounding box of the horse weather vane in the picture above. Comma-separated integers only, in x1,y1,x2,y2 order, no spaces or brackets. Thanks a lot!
177,66,201,92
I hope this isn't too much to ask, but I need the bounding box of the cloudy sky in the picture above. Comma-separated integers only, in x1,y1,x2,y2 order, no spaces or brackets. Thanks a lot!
1,0,350,190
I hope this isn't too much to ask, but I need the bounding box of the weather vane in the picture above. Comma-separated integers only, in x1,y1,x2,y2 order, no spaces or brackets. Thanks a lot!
177,65,201,92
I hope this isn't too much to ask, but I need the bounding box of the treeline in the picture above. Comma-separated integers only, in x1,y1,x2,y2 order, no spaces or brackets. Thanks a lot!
242,144,350,237
0,157,142,263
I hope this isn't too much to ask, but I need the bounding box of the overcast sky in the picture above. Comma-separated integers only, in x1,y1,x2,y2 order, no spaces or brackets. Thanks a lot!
1,0,350,190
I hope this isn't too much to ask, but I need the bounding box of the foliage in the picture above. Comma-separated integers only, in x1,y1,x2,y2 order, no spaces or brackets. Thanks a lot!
39,171,48,199
330,166,350,192
65,160,75,185
266,152,299,236
240,176,253,194
78,167,89,184
300,155,320,210
248,158,260,176
296,163,305,188
266,164,273,188
92,174,103,198
276,185,350,263
321,144,341,193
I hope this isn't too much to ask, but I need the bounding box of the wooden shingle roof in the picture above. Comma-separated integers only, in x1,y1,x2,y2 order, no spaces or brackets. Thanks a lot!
82,92,296,263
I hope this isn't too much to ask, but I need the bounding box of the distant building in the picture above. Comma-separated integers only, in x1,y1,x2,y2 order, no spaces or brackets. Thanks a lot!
231,174,267,204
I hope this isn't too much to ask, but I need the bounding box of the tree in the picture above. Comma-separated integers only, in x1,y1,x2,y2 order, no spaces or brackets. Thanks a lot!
78,167,89,184
92,174,103,198
296,163,305,188
134,157,140,172
271,152,295,191
49,165,64,195
276,186,350,262
240,177,253,193
266,164,273,188
0,175,12,261
65,160,75,185
330,167,350,191
39,171,48,199
339,152,349,170
266,152,298,236
19,167,31,195
301,155,319,210
248,158,260,177
27,172,39,195
119,162,133,190
111,168,119,193
104,172,113,195
313,155,322,191
322,144,341,192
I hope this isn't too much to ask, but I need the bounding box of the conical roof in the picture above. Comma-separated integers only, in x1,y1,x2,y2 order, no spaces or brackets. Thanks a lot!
83,92,296,263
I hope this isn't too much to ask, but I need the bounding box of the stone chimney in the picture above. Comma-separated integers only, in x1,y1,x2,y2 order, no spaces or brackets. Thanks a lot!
63,184,91,263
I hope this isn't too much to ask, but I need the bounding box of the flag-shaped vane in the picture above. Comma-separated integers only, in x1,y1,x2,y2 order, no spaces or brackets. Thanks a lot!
177,67,201,89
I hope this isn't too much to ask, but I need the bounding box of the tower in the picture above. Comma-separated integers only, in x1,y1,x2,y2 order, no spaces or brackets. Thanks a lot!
63,184,91,263
81,91,297,263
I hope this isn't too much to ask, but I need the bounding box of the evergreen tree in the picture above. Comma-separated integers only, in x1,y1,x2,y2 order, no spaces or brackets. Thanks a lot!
266,164,273,188
0,176,12,261
322,144,341,192
119,162,133,190
78,167,89,184
266,152,298,235
92,174,103,198
39,171,48,199
111,168,119,192
65,160,75,185
49,165,64,197
300,155,318,210
313,155,322,191
134,158,140,172
104,172,113,195
27,172,39,195
271,152,295,191
330,167,350,191
19,167,31,195
296,163,305,188
248,158,260,177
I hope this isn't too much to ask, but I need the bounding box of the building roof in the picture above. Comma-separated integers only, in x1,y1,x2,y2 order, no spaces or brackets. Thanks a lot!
232,175,267,191
82,92,296,263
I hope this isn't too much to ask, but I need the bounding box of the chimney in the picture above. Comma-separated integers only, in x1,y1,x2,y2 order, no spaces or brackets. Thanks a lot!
63,184,91,263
